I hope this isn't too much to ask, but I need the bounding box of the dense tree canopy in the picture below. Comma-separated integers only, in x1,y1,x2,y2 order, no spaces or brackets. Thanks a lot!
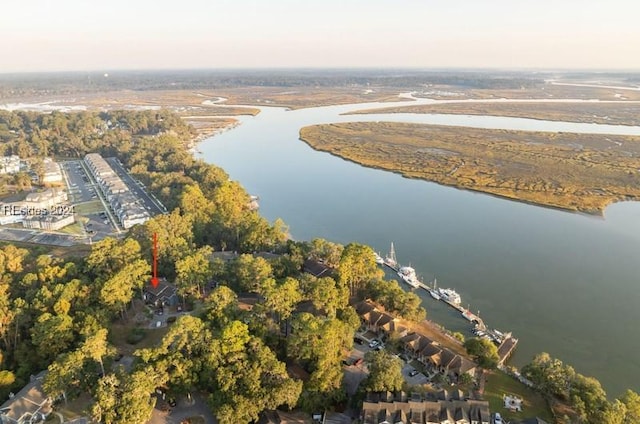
363,350,404,393
463,337,499,370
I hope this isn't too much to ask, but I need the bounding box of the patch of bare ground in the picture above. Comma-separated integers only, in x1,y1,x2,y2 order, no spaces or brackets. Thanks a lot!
300,122,640,213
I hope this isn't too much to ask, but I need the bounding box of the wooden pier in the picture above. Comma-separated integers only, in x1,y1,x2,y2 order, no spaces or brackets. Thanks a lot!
377,244,517,363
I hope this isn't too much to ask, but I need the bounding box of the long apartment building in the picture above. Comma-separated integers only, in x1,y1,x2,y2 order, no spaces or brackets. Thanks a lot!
362,391,491,424
84,153,150,229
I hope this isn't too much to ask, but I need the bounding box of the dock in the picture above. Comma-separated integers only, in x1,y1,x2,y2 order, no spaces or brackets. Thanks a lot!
497,334,519,365
377,242,517,363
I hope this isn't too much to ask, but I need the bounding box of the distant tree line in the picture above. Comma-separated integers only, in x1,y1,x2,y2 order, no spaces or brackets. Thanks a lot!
0,69,547,98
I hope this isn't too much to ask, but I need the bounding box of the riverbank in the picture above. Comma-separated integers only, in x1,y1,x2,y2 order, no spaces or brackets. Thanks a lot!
347,101,640,126
299,121,640,214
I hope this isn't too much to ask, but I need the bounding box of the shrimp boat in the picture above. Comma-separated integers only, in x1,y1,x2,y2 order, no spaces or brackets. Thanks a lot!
384,242,398,271
429,278,441,300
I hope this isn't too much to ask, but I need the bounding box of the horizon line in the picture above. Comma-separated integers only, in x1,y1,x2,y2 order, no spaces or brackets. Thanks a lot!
2,66,640,76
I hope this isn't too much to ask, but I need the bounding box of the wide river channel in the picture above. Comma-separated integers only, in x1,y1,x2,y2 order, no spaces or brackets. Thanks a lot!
197,98,640,397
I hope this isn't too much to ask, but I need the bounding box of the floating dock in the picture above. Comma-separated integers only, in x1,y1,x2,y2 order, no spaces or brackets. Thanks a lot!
377,242,516,359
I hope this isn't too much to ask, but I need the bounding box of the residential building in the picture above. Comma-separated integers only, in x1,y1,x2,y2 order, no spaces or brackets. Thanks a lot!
361,391,490,424
355,302,476,381
24,188,67,209
143,279,179,307
22,214,75,231
41,158,63,183
0,155,20,175
0,371,52,424
302,259,333,278
0,207,24,225
83,153,150,229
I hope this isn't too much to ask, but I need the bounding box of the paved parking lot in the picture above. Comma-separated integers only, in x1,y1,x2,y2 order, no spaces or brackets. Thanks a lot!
402,362,431,385
106,157,166,215
0,228,79,246
61,160,98,204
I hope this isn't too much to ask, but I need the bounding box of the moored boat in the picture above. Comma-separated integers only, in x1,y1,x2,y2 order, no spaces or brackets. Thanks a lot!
439,288,462,305
398,266,420,289
384,242,398,270
429,278,441,300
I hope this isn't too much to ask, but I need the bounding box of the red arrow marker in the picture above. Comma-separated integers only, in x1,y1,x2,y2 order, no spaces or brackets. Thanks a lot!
151,232,159,288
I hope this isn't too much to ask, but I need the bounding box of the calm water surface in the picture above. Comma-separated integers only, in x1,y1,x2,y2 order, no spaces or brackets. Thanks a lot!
198,101,640,396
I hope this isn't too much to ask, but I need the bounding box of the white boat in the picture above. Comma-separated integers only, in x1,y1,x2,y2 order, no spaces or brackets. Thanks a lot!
384,242,398,270
398,266,420,289
429,278,441,300
374,252,385,265
438,288,462,305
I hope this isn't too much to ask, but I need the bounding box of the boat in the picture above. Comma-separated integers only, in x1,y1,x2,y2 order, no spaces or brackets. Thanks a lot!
429,278,441,300
398,266,420,289
438,288,462,305
462,309,478,322
384,242,398,270
374,252,385,265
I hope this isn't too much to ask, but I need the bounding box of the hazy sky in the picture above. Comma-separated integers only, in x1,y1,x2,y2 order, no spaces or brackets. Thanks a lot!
1,0,639,72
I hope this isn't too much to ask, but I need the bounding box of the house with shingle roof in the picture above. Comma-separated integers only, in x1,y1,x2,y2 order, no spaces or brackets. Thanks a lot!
362,391,490,424
0,372,52,424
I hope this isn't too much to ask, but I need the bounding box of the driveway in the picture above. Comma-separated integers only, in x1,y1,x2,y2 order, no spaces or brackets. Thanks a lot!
402,363,431,385
148,393,216,424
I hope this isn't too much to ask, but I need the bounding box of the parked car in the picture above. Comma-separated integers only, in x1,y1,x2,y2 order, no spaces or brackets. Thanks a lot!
409,369,419,377
353,337,364,345
368,339,380,348
493,413,503,424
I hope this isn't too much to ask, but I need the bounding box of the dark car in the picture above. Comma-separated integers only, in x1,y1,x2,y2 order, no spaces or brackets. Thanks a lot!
354,337,364,345
409,369,420,377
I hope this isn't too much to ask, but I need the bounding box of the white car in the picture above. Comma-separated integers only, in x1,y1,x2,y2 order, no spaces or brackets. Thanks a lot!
368,340,380,348
493,413,503,424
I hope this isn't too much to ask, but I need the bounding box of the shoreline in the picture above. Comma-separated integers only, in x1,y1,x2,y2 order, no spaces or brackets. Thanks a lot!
298,135,627,217
344,102,640,127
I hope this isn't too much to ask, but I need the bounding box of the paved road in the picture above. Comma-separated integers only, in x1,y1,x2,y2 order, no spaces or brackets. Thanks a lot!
105,157,166,215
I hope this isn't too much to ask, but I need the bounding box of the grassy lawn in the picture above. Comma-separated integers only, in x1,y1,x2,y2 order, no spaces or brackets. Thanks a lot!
74,200,105,214
58,222,84,235
109,302,170,355
56,392,92,421
483,370,553,423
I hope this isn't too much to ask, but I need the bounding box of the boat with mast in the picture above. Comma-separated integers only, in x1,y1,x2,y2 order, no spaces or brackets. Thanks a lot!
384,242,398,271
429,278,441,300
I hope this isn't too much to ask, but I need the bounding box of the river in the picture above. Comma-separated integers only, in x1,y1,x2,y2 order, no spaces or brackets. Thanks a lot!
197,99,640,397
